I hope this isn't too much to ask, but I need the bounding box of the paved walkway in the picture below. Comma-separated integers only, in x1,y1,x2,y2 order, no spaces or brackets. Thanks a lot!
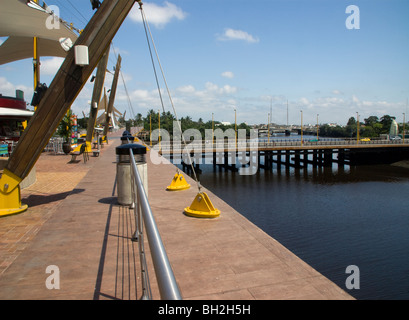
0,131,354,300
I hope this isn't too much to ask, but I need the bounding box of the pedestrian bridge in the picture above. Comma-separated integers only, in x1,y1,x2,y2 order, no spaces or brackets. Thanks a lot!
153,139,409,172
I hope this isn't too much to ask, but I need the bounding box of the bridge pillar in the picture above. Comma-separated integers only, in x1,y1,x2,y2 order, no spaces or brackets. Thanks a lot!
323,149,333,167
338,149,345,168
312,149,318,167
266,151,272,171
276,150,282,169
302,149,309,167
286,150,291,167
318,149,323,166
294,150,301,168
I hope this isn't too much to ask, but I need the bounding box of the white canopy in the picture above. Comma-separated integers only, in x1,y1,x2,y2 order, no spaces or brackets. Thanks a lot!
0,36,69,65
96,92,123,127
0,0,78,65
0,107,34,118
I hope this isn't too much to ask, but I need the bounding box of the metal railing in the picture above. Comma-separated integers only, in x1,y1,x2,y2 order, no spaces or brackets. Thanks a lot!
128,147,182,300
153,137,408,153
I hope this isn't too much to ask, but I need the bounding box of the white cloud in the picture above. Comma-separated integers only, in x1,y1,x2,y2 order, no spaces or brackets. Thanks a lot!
41,57,64,76
299,97,309,105
0,77,16,95
352,95,360,104
205,82,237,95
0,77,32,101
129,1,187,28
221,71,234,79
177,85,196,93
217,28,259,43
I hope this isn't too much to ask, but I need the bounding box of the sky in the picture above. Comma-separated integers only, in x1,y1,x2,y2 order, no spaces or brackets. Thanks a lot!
1,0,409,126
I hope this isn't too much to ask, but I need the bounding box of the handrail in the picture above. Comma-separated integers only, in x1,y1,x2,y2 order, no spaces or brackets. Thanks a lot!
153,137,407,152
129,147,182,300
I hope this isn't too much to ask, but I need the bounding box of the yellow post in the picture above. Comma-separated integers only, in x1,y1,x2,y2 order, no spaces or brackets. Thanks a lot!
212,112,214,145
158,110,161,150
300,110,303,146
33,0,40,111
234,108,237,149
149,114,152,147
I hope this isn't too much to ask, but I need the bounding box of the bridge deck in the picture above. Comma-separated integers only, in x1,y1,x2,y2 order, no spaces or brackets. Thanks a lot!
0,131,353,300
156,141,409,154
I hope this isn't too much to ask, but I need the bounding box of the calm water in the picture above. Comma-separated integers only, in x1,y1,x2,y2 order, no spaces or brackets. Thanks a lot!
176,135,409,300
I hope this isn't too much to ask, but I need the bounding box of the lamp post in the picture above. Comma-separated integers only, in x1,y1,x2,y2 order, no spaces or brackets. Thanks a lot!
403,113,406,143
158,110,161,149
212,112,214,145
33,0,40,111
268,112,270,144
234,108,237,149
300,110,303,146
316,113,319,141
149,114,152,147
356,112,360,144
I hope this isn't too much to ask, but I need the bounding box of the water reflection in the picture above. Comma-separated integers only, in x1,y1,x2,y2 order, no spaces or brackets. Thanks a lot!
176,161,409,300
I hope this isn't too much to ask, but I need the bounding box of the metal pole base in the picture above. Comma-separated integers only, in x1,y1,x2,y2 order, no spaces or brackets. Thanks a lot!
0,169,28,217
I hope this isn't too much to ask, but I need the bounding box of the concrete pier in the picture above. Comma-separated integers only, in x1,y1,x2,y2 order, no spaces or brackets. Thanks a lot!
0,131,353,300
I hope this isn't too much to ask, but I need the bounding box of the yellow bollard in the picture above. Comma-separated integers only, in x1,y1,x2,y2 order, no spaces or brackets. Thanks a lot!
0,169,28,217
184,192,220,218
166,171,190,191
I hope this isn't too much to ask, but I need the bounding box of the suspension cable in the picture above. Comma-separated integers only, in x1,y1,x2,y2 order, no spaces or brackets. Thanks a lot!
138,2,202,191
139,6,166,114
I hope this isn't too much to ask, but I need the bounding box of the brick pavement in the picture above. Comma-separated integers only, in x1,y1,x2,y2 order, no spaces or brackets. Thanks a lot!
0,137,111,276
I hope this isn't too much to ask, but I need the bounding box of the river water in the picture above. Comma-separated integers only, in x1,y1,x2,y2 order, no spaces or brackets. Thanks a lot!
175,135,409,300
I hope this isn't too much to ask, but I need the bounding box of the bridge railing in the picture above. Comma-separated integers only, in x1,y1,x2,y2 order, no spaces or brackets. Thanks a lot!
129,147,182,300
152,137,405,152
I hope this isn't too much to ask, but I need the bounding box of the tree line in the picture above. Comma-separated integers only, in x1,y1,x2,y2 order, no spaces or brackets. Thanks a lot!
319,115,402,138
119,109,252,137
112,111,405,139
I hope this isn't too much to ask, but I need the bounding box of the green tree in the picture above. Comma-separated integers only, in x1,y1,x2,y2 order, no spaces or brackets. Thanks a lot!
347,117,356,126
364,116,379,127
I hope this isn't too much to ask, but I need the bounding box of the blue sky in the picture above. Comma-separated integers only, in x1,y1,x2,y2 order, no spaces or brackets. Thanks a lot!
1,0,409,126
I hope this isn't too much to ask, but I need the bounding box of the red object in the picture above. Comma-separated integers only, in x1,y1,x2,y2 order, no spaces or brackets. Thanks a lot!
0,96,26,110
